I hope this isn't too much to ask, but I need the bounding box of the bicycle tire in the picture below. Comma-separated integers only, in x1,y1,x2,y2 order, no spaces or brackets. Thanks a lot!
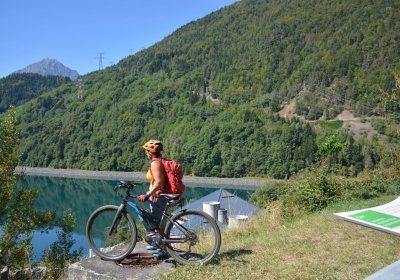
86,205,137,261
164,209,221,265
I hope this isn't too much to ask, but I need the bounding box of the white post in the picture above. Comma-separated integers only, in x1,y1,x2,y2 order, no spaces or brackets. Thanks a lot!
218,208,228,224
89,249,95,258
203,201,220,220
228,215,249,229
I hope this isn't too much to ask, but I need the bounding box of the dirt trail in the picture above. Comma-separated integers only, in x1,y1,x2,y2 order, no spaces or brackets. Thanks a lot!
278,100,380,140
335,109,379,140
278,99,297,120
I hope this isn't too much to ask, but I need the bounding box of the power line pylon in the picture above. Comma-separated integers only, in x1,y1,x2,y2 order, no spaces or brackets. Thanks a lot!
96,52,105,70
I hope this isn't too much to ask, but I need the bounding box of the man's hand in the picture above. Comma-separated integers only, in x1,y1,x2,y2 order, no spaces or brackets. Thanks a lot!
138,194,150,202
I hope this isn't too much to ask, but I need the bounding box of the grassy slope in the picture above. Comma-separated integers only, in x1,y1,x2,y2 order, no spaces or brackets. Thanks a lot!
160,195,400,279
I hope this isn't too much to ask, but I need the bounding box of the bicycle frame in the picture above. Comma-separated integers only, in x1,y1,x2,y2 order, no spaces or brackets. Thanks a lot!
113,187,190,245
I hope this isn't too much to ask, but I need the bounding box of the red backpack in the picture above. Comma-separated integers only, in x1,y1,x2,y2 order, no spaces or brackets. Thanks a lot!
154,158,186,194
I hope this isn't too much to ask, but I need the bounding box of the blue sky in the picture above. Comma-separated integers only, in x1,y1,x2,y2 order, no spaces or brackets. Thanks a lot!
0,0,237,78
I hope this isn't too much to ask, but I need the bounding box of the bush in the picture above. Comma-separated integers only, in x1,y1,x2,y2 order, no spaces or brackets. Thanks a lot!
345,167,400,199
346,176,387,199
250,181,285,208
282,173,344,214
371,118,386,134
318,120,343,129
276,167,400,217
252,144,400,218
252,172,345,216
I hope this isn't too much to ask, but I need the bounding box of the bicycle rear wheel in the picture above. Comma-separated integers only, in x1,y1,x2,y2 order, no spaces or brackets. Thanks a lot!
86,205,137,261
164,209,221,265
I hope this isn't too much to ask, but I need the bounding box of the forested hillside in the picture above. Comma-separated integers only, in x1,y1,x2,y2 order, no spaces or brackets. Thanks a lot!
12,0,400,178
0,73,71,113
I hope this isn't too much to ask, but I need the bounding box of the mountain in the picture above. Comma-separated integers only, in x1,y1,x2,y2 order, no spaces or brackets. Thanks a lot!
12,0,400,178
15,59,80,80
0,73,71,113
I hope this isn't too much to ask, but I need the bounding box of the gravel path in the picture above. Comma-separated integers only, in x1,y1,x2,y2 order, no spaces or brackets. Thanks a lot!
336,109,380,140
15,166,269,189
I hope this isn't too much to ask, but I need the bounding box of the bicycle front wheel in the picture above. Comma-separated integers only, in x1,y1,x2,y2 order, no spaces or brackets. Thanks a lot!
86,205,137,261
165,209,221,265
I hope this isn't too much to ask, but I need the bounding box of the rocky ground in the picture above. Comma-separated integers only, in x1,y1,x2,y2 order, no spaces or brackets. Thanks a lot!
279,100,382,141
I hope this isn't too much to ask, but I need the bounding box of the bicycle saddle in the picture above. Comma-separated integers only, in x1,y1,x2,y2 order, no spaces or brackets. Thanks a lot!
159,194,184,207
159,194,181,200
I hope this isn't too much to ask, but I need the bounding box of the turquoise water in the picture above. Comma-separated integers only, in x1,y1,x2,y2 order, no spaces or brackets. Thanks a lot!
14,175,254,261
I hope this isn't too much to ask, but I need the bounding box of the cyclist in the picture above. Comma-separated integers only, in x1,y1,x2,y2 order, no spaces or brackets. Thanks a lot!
138,139,169,232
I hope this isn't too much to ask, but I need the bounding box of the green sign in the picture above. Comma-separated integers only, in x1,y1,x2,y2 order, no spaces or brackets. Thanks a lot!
350,210,400,229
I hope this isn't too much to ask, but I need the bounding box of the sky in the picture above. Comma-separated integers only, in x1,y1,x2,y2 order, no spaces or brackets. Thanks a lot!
0,0,238,78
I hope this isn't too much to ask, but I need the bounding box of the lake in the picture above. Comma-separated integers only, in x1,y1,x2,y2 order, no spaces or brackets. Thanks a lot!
14,175,255,262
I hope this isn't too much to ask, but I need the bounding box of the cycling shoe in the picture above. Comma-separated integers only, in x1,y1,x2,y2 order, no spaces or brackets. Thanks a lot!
152,251,169,259
146,245,158,250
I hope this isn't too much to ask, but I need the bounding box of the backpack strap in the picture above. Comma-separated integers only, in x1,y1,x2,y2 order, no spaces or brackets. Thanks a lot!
149,158,169,193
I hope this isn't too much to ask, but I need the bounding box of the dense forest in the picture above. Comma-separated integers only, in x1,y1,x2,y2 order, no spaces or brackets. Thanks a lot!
8,0,400,178
0,73,71,113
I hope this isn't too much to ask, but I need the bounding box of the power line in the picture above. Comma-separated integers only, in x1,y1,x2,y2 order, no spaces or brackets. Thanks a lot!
96,52,105,70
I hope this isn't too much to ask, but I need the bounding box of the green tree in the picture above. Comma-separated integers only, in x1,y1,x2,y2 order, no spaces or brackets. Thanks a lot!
318,134,348,172
41,209,82,280
0,111,18,216
0,111,54,269
318,134,347,159
1,111,81,278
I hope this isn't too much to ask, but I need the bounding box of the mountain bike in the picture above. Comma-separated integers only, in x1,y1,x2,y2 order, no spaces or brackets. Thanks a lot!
86,181,221,265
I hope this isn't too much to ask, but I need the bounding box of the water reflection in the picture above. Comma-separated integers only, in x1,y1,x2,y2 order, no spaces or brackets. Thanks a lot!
15,175,253,260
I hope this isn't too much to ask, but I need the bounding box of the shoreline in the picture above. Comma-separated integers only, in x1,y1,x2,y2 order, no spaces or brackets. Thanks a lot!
15,166,270,189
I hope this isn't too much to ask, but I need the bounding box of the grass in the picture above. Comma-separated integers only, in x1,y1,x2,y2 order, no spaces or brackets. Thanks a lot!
158,195,400,279
317,120,343,129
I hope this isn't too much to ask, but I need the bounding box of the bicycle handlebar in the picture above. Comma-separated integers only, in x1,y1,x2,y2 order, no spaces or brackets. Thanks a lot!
114,181,144,191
